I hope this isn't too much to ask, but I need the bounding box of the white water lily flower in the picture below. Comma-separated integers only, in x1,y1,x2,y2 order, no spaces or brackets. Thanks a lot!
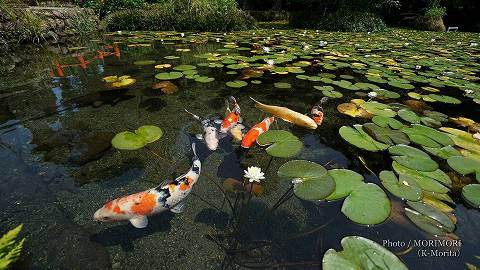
473,133,480,141
117,31,122,34
465,89,474,94
263,47,271,53
244,166,265,183
368,91,378,98
471,43,478,47
431,38,435,42
415,65,422,70
215,38,220,42
457,42,462,45
180,33,185,37
303,45,310,50
266,59,275,66
404,42,410,46
319,41,327,47
252,32,256,35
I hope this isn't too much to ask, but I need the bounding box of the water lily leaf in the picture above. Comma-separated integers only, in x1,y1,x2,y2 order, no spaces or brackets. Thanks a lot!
428,94,461,104
257,130,303,158
152,81,178,94
372,116,403,129
154,64,172,69
339,125,389,152
111,131,146,150
423,145,462,159
374,89,400,99
164,55,180,60
447,156,480,181
440,127,480,153
392,161,450,193
450,117,475,127
388,80,415,90
389,145,438,172
195,76,215,83
406,201,455,232
405,208,448,236
422,196,454,213
326,169,364,200
135,125,163,143
398,109,421,124
134,60,155,66
274,82,292,89
379,171,422,201
323,236,408,270
462,184,480,208
341,183,391,225
360,102,396,118
277,160,335,201
337,103,372,118
423,110,448,123
155,72,184,80
226,80,248,88
401,124,453,148
364,123,410,145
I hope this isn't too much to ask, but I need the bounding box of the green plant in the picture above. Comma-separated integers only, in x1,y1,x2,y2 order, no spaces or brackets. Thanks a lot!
0,224,25,269
424,5,446,18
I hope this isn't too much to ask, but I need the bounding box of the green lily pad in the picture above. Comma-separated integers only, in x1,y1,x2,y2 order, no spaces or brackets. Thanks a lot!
341,183,391,225
423,145,462,159
322,89,343,98
326,169,365,200
339,125,389,152
164,55,180,60
392,161,450,193
111,131,146,150
195,76,215,83
428,94,461,104
401,124,453,148
379,171,422,201
388,80,415,90
363,123,410,145
406,201,455,232
155,72,184,80
135,125,163,143
226,80,248,88
134,60,156,66
372,116,403,129
374,89,401,99
360,102,396,118
447,156,480,181
398,109,421,124
257,130,303,158
277,160,335,201
388,145,438,172
462,184,480,208
405,208,449,236
274,82,292,89
323,236,408,270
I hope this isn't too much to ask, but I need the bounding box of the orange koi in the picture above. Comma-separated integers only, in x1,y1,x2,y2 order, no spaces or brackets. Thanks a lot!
220,96,241,133
241,117,275,148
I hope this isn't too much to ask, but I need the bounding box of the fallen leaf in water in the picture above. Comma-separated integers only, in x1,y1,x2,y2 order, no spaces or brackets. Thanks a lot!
152,81,179,94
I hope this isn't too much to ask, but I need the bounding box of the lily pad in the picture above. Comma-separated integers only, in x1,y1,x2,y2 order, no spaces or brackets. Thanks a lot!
423,145,462,159
274,82,292,89
323,236,408,270
401,124,453,148
428,94,461,104
406,201,455,232
392,161,450,193
257,130,303,158
447,156,480,181
226,80,248,88
360,102,396,118
389,145,438,172
134,60,155,66
339,125,389,152
372,116,403,129
341,183,391,225
462,184,480,208
173,64,197,71
398,109,421,124
111,131,146,150
326,169,364,200
363,123,410,145
155,72,184,80
405,208,449,236
337,103,372,118
379,171,422,201
135,125,163,143
277,160,335,201
195,76,215,83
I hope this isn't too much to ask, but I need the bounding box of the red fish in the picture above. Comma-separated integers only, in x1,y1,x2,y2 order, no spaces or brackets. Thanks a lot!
220,96,241,133
241,117,275,148
311,106,324,125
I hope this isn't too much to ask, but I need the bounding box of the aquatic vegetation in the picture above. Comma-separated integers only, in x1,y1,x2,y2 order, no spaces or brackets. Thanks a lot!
155,72,184,80
103,75,136,89
0,224,25,269
152,81,179,94
322,236,408,270
256,130,303,158
111,125,163,150
462,184,480,208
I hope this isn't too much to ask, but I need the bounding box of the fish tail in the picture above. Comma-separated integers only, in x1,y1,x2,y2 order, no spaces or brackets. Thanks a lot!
191,143,198,160
249,97,264,109
184,109,201,121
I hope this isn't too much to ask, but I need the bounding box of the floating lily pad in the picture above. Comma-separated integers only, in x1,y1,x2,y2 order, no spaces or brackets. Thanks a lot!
337,103,372,118
104,75,136,89
226,80,248,88
341,183,391,225
339,125,389,152
392,161,450,193
428,94,461,104
447,156,480,181
152,81,178,94
423,145,461,159
173,64,197,71
405,208,449,236
195,76,215,83
379,171,422,201
360,102,396,118
155,72,184,80
462,184,480,208
323,236,408,270
401,124,453,148
134,60,155,66
364,123,410,145
372,116,403,129
277,160,335,201
326,169,364,200
111,131,146,150
135,125,163,143
406,201,455,232
389,145,438,172
257,130,303,158
398,109,421,123
274,82,292,89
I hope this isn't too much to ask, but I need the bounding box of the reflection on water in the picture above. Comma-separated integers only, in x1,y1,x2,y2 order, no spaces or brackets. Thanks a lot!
0,30,478,270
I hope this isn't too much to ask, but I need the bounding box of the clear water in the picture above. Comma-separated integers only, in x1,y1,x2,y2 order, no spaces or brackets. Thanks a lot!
0,30,479,270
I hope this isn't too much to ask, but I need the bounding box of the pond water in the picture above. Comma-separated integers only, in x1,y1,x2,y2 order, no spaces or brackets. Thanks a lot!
0,29,479,270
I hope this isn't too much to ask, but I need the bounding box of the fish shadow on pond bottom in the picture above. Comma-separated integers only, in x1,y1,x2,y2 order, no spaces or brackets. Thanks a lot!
91,212,174,252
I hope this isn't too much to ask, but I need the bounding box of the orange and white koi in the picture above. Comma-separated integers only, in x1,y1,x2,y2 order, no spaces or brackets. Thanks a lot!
94,143,201,228
310,97,328,125
185,109,221,151
250,97,317,129
220,96,241,133
241,117,275,148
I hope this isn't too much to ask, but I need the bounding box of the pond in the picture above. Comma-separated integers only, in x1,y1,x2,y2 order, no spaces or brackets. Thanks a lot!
0,29,479,270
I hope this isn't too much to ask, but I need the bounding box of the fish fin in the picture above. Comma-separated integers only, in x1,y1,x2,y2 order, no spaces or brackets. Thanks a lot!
130,216,148,228
218,133,228,139
249,96,260,104
238,117,243,123
235,123,245,130
214,119,223,124
195,134,203,140
170,201,185,213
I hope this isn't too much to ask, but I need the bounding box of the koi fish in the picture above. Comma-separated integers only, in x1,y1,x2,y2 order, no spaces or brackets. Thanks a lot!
220,96,241,133
241,117,275,148
94,143,201,228
185,109,220,151
250,97,317,129
311,97,328,125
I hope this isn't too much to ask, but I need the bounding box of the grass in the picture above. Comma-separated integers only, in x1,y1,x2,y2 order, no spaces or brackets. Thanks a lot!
100,0,255,32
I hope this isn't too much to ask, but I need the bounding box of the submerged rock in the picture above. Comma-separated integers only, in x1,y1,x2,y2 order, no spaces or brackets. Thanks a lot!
69,131,114,165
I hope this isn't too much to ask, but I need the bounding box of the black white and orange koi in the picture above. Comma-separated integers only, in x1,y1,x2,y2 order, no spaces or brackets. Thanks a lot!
310,97,328,125
220,96,242,133
94,143,201,228
185,109,221,151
